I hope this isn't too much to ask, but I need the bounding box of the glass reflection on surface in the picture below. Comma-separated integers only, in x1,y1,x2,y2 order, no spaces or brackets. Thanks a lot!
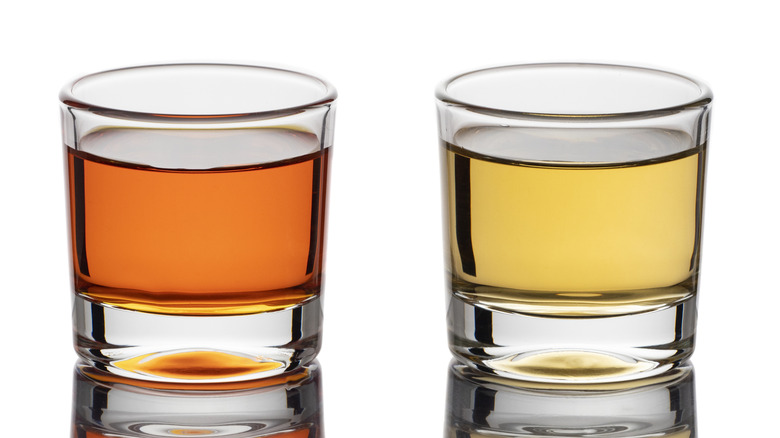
446,360,696,437
72,360,322,438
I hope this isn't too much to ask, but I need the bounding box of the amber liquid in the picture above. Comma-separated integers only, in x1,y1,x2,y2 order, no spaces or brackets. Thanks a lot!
443,127,706,317
67,128,329,316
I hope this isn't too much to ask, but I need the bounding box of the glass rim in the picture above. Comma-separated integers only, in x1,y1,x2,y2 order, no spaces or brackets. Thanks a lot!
59,63,338,121
435,62,713,119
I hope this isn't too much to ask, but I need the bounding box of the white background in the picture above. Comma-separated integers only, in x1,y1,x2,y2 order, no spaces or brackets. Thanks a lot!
1,0,777,435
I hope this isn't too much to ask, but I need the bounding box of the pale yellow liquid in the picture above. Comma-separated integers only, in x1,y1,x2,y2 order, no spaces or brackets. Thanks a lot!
444,128,705,317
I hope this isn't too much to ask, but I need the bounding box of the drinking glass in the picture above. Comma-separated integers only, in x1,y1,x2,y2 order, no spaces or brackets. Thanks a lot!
436,63,711,384
60,64,336,383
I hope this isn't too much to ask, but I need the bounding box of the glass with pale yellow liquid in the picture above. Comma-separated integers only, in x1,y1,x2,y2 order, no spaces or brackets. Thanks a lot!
436,64,711,385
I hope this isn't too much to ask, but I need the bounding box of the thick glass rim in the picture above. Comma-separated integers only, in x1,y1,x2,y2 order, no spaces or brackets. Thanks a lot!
435,62,713,119
59,63,337,121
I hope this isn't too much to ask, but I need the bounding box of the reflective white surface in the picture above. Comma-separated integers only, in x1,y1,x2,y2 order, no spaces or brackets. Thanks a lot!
1,1,778,436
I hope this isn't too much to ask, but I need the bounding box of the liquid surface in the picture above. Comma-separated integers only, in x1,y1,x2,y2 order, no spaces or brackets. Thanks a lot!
113,350,284,380
443,127,705,316
67,128,329,315
487,351,654,380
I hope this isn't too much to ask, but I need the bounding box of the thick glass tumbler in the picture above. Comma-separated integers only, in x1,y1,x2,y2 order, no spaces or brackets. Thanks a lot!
61,64,335,383
436,63,711,384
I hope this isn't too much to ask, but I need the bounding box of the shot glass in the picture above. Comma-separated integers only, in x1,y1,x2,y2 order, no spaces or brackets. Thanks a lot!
436,63,711,384
61,64,336,383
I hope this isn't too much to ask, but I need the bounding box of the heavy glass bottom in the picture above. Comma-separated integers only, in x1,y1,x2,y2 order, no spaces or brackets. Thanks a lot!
73,294,322,384
447,359,696,437
73,360,322,437
447,292,696,386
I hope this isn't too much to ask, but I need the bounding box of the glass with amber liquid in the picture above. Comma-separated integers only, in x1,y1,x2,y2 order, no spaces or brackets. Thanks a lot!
436,64,712,384
60,64,336,383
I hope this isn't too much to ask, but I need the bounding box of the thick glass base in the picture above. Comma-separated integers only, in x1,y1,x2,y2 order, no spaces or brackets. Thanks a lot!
73,294,322,384
73,361,323,437
447,360,696,438
447,293,696,386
